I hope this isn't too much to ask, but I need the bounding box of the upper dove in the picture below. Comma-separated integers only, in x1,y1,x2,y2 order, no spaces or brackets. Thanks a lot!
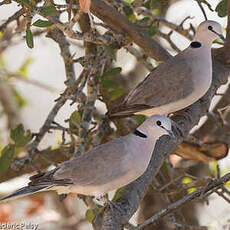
109,20,225,118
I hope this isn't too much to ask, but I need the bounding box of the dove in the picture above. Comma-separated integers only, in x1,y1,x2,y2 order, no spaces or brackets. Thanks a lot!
0,115,174,203
108,20,226,118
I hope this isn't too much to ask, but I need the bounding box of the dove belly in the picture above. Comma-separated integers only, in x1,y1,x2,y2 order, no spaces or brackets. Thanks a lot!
52,151,150,196
51,169,144,197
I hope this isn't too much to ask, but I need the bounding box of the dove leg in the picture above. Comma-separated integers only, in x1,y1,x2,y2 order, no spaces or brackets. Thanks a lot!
96,195,124,214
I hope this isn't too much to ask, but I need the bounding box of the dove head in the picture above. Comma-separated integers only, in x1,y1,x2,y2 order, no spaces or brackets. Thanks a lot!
138,115,174,139
194,20,225,44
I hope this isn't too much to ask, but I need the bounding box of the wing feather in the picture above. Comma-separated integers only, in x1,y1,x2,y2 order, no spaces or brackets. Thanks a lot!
53,138,130,186
109,53,194,117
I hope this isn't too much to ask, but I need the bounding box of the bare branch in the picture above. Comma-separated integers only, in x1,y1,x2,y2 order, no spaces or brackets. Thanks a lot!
94,58,230,229
136,172,230,229
47,28,76,87
0,8,24,32
90,0,171,61
0,77,20,129
0,146,72,183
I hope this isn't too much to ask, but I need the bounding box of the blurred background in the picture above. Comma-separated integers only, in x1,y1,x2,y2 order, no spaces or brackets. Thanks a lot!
0,0,230,229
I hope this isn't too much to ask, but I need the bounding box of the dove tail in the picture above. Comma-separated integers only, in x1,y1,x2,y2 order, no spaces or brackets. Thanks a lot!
0,185,54,202
107,104,151,118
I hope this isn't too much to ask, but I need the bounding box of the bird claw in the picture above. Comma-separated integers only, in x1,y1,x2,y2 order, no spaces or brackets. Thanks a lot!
96,195,125,215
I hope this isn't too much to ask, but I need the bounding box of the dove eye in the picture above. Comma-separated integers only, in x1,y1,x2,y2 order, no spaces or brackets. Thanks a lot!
156,120,162,126
208,26,213,31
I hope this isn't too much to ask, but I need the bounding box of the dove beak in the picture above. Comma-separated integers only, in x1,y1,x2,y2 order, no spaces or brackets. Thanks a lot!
218,34,227,43
161,126,175,139
167,129,176,139
210,29,227,42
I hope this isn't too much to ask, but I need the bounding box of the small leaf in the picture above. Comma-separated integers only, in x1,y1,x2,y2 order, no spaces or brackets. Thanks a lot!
112,187,124,201
148,0,161,12
33,19,53,27
134,115,146,125
0,145,15,171
109,85,125,101
102,79,119,90
18,0,32,8
209,161,218,177
12,88,27,108
182,177,197,194
215,0,227,17
40,6,57,16
79,0,91,13
26,28,34,49
148,26,157,36
101,67,122,79
85,209,95,223
10,124,32,147
104,45,116,61
123,5,133,16
0,55,5,68
102,79,125,101
69,111,82,135
122,6,136,22
17,57,33,78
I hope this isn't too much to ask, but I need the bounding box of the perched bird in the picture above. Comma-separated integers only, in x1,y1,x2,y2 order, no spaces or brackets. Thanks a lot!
0,115,174,202
108,20,226,118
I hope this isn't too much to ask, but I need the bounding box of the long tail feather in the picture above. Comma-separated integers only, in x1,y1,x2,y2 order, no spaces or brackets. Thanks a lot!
0,185,54,202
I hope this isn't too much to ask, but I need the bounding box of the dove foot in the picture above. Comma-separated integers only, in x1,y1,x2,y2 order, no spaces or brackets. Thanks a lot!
96,195,124,214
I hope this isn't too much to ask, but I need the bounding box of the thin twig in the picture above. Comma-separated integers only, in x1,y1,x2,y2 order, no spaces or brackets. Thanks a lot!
0,8,24,32
135,173,230,230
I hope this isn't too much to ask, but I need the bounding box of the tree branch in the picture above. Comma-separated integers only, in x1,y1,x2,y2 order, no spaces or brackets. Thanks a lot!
94,58,230,229
136,172,230,229
47,29,76,87
0,146,72,183
90,0,171,61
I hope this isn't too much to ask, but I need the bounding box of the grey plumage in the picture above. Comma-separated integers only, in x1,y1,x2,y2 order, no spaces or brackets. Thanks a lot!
109,20,225,118
0,115,174,202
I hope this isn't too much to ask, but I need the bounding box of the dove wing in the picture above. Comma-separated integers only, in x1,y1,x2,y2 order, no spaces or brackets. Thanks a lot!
125,55,194,107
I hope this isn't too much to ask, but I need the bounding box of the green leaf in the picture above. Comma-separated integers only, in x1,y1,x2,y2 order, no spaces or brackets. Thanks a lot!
33,19,53,27
133,115,146,125
85,209,95,223
26,28,34,49
109,85,125,101
112,187,124,201
102,79,119,90
40,6,57,16
148,26,158,36
209,161,218,177
123,5,133,16
17,57,33,78
12,88,27,109
102,79,125,101
215,0,227,17
182,177,197,194
0,55,5,68
17,0,33,8
104,45,116,61
10,124,32,147
0,145,15,171
69,111,82,135
101,67,122,79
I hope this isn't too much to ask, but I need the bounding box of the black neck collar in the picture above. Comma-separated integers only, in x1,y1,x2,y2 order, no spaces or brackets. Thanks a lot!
133,129,147,138
190,41,202,48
